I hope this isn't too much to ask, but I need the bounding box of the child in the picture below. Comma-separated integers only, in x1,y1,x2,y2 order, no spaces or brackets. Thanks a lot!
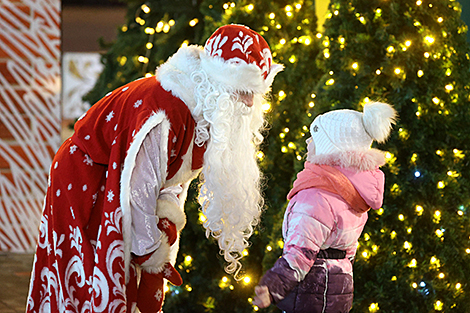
253,102,397,312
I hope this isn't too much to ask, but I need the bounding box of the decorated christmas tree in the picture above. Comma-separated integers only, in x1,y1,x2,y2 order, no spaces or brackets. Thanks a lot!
307,0,470,312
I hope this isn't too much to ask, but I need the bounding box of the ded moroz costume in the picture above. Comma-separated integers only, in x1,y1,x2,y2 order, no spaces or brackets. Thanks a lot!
26,24,283,313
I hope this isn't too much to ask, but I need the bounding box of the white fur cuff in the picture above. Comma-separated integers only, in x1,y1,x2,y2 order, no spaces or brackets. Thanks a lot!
141,234,171,274
156,198,186,231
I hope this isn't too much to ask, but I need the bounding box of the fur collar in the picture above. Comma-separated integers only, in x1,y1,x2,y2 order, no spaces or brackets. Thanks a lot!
307,149,386,172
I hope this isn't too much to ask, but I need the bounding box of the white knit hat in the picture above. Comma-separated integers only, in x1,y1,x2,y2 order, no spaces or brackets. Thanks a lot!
310,102,397,155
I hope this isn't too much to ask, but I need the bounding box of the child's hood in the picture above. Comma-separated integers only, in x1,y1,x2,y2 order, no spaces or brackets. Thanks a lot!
336,166,385,210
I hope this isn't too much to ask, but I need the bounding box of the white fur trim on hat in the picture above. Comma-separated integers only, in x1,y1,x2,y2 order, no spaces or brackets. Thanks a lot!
157,45,283,103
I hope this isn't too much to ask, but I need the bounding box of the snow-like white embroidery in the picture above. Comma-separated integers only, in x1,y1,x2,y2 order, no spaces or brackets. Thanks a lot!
171,149,177,157
161,219,170,229
54,162,58,169
132,129,136,137
112,138,116,145
232,31,254,60
122,87,129,92
70,206,75,219
69,225,83,258
84,135,91,140
163,265,172,278
52,230,64,258
154,289,163,302
204,33,228,57
114,124,118,131
105,111,114,122
105,91,112,96
107,190,114,202
83,184,88,192
172,136,177,143
112,162,117,170
84,154,94,166
101,185,105,192
133,99,143,108
70,145,78,154
56,189,61,197
68,183,72,190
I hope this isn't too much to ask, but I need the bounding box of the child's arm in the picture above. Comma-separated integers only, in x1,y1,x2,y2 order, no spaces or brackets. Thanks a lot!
255,195,333,305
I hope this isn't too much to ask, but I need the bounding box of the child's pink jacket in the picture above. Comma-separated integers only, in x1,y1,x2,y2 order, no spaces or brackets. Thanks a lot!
259,155,385,313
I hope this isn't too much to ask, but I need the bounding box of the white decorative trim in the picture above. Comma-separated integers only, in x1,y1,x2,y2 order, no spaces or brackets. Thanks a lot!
120,111,169,282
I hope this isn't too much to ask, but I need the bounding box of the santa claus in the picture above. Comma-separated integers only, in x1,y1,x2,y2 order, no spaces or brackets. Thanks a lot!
26,24,283,313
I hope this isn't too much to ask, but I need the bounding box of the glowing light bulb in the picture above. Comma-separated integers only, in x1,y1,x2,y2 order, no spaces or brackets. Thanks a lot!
416,205,424,216
189,18,199,27
394,68,402,75
417,70,424,77
266,245,272,251
246,4,254,12
414,171,421,178
437,181,445,189
141,4,150,13
369,303,379,312
325,78,335,85
445,84,454,91
243,276,251,284
398,214,405,221
408,258,417,267
145,27,155,34
404,241,412,250
434,300,443,311
376,69,382,75
269,12,275,19
352,62,359,70
425,36,435,44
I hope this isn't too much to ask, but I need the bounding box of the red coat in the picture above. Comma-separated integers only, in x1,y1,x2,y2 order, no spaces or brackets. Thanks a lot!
26,77,204,312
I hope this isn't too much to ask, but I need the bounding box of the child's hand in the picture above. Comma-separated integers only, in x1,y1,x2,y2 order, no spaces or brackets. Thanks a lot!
253,285,271,308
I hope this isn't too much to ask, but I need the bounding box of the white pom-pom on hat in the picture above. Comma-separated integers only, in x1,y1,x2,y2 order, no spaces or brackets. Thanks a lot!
362,102,397,143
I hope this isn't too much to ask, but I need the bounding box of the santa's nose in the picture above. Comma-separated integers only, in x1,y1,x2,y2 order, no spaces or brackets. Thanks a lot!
239,93,254,107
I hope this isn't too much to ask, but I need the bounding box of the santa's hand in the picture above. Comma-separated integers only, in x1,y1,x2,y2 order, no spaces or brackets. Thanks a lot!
253,285,272,308
157,217,177,246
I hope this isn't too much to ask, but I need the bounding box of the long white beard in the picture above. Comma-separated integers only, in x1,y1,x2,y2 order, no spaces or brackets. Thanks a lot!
194,77,266,278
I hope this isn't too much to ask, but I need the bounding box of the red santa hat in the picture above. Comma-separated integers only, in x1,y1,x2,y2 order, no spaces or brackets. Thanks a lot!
201,24,283,94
